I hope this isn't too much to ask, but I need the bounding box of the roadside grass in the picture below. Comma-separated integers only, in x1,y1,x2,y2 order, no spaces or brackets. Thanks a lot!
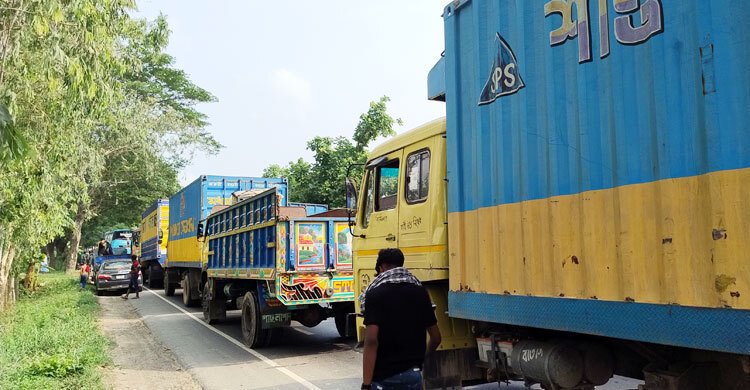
0,272,110,390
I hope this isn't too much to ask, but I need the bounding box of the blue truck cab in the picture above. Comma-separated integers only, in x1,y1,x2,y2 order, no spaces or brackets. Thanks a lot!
105,229,132,256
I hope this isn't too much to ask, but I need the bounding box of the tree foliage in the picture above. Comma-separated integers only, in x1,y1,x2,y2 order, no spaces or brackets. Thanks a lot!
0,0,219,309
263,96,401,208
353,96,402,151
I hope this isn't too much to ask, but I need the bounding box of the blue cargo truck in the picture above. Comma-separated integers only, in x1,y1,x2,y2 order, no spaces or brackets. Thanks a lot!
422,0,749,388
201,187,355,348
138,199,169,287
165,175,288,307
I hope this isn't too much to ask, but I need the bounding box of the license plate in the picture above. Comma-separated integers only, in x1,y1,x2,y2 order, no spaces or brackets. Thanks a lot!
116,275,126,280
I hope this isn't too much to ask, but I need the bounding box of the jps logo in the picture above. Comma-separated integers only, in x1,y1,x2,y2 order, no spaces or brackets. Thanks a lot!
479,33,525,106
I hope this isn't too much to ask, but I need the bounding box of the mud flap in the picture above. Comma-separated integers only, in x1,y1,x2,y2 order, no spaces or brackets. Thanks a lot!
256,281,290,329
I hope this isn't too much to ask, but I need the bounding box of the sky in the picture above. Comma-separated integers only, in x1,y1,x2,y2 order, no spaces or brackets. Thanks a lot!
134,1,448,186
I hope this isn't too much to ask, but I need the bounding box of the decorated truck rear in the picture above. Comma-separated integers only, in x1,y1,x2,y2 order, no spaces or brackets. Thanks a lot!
201,187,355,347
351,0,750,389
138,199,169,287
165,175,288,307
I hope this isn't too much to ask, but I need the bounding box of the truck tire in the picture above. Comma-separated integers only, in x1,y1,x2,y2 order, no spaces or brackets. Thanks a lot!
145,265,156,288
164,271,175,296
202,281,226,324
241,291,271,348
333,302,355,338
181,273,199,307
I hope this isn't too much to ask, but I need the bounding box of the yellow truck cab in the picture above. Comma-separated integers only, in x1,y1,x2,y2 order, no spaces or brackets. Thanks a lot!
351,118,478,386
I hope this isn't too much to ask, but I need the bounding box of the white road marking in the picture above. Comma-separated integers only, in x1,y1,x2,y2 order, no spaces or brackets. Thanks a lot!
143,287,321,390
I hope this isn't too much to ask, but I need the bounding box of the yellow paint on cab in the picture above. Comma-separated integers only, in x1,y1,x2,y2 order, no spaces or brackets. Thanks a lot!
353,118,474,348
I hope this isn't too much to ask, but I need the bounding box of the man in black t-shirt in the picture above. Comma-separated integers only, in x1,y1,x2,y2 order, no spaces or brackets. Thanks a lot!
361,248,441,390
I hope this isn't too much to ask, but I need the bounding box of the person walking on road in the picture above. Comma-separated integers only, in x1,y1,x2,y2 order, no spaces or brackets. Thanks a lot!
121,255,140,300
79,262,90,290
359,248,442,390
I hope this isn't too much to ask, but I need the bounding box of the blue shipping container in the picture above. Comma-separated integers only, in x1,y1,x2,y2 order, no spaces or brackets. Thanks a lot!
168,175,288,266
434,0,750,354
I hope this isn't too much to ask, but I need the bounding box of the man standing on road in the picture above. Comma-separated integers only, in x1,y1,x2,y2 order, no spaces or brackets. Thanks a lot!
360,248,442,390
79,262,90,290
121,255,140,300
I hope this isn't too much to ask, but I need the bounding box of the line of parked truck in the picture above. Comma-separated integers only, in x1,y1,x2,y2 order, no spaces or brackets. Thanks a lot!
96,1,749,389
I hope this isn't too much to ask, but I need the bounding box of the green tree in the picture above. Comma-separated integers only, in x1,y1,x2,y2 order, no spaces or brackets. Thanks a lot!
352,96,402,151
0,0,139,307
0,1,219,308
263,158,313,204
59,15,221,271
263,96,401,208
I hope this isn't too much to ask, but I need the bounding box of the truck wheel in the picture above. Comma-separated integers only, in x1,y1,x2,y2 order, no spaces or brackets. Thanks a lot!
181,274,199,307
333,303,355,338
241,291,271,348
334,311,349,338
164,271,175,296
202,281,226,324
145,265,158,288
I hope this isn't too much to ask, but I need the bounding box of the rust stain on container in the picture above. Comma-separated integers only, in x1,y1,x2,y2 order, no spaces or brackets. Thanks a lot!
715,275,737,293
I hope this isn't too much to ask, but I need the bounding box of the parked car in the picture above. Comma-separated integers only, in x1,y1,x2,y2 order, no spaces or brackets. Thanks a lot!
94,258,142,296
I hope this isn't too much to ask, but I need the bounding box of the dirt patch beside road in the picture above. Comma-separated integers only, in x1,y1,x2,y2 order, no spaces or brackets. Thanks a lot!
97,295,201,390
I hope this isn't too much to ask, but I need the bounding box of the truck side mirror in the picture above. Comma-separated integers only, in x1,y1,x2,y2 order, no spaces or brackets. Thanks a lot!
197,222,205,238
345,177,358,214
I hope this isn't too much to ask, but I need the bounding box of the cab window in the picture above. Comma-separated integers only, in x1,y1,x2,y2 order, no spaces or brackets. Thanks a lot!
361,169,375,228
376,160,399,211
406,149,430,203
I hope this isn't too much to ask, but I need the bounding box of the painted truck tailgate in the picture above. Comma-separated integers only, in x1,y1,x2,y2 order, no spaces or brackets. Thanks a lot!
205,188,354,305
167,176,288,267
436,0,750,354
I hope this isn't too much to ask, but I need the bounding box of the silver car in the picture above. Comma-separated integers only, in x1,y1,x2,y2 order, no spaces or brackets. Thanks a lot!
94,259,142,296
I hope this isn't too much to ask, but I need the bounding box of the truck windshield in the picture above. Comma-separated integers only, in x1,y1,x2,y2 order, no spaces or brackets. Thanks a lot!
112,231,132,240
376,161,399,211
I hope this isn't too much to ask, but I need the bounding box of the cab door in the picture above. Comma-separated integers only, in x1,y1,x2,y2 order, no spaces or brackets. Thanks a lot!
355,150,403,255
353,150,403,304
398,136,445,271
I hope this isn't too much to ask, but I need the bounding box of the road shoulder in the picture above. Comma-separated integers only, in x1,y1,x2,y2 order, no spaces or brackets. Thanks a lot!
97,294,201,390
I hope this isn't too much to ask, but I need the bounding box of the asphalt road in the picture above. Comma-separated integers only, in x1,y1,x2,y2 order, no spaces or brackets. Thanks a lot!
129,287,643,390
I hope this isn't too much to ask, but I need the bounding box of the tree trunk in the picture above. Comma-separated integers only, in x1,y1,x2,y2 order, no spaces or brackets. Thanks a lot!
23,261,38,291
0,238,17,311
64,202,87,273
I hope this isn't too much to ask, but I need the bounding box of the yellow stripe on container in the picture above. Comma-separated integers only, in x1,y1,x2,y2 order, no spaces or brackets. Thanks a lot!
448,167,750,310
167,236,206,265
